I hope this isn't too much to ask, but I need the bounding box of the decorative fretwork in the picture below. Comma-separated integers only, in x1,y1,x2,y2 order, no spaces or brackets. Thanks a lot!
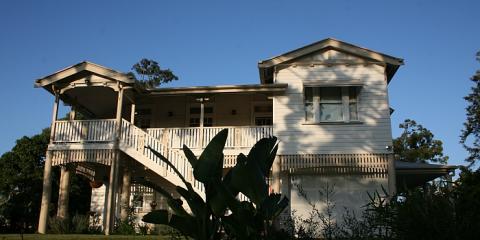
279,153,390,176
51,149,115,166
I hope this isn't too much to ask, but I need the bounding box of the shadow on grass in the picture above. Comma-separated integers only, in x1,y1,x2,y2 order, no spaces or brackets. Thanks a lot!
0,234,170,240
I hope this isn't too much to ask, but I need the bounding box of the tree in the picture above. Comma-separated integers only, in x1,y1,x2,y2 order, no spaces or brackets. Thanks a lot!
393,119,448,164
460,51,480,164
0,129,49,232
128,58,178,89
0,129,91,233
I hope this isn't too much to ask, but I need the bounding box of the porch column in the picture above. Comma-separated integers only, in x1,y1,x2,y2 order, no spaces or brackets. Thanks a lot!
130,104,135,125
120,168,131,221
105,86,124,235
271,156,281,193
387,154,396,195
57,165,71,220
38,92,60,234
56,107,76,220
197,97,209,148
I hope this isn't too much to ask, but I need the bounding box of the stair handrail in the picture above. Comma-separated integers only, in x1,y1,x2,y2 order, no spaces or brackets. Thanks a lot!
119,119,205,194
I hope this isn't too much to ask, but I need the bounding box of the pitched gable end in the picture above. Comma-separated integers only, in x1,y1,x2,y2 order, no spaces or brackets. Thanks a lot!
258,38,404,84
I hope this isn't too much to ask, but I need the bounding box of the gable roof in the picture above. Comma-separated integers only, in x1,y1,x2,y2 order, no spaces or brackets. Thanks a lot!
35,61,134,88
258,38,404,84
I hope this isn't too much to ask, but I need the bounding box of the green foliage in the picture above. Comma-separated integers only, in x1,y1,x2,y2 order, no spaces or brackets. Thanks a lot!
48,217,70,234
393,119,448,164
128,58,178,89
453,167,480,239
0,129,49,232
114,195,142,235
461,51,480,164
141,129,289,239
48,214,96,234
0,128,92,233
289,168,480,240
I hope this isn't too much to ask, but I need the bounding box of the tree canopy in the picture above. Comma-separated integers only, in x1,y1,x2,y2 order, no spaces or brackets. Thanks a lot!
0,129,91,233
460,51,480,164
393,119,448,164
128,58,178,89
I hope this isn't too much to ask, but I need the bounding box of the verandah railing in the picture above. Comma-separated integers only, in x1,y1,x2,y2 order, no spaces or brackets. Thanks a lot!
147,126,273,149
53,119,116,143
52,119,273,150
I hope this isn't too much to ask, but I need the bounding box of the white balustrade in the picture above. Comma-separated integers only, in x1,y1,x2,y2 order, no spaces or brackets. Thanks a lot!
53,119,116,143
147,126,273,149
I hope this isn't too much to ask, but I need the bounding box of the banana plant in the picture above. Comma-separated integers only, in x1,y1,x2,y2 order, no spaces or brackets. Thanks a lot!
140,129,289,239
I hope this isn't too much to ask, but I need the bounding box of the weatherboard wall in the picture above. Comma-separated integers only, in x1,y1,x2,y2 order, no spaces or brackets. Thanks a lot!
273,49,394,155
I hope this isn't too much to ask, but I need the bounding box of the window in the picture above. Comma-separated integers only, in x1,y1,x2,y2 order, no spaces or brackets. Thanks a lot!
252,103,273,126
189,117,213,127
255,117,273,126
304,86,359,123
188,105,214,127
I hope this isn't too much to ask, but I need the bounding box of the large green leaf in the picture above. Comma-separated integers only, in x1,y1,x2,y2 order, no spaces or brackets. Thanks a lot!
247,137,278,176
258,193,289,220
230,153,268,205
222,202,259,239
146,146,193,190
142,211,197,238
142,209,169,224
167,198,190,218
134,179,190,218
169,214,197,238
194,129,228,183
145,213,196,238
183,144,198,169
176,185,206,218
209,178,243,216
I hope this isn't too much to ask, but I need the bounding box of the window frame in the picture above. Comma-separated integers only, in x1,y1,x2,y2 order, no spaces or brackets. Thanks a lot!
304,85,361,124
187,102,215,127
251,101,273,126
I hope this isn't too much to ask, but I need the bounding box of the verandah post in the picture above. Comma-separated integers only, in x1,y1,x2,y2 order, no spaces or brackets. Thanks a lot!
56,165,71,220
38,91,59,234
56,106,76,220
105,85,124,235
387,154,396,195
120,166,132,221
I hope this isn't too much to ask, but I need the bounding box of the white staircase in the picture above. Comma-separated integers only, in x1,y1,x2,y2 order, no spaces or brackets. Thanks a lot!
119,119,205,195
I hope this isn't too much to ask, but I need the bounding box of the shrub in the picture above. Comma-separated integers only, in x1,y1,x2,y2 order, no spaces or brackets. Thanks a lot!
48,216,69,234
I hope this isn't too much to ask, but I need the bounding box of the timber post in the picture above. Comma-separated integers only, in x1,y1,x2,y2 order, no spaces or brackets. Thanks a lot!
56,106,76,220
387,154,396,196
105,85,124,235
38,91,59,234
120,167,132,221
272,156,281,193
56,165,71,220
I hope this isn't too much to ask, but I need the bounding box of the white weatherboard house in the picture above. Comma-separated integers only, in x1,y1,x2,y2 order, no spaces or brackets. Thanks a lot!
35,38,454,234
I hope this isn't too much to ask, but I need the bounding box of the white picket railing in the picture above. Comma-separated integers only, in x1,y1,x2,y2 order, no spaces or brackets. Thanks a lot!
147,126,273,149
53,119,116,143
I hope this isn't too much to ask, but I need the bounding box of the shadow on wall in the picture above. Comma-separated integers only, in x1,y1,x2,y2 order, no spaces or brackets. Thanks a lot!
273,51,393,220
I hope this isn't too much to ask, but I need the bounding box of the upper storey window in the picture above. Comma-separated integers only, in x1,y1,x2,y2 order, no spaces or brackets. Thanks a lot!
304,86,359,123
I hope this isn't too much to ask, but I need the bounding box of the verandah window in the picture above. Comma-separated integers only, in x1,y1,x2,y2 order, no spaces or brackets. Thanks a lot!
305,86,359,123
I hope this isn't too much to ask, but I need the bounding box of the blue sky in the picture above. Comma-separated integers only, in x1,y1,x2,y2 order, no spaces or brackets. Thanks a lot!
0,0,478,169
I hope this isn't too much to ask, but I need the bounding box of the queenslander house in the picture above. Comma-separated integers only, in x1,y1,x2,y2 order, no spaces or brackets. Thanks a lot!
35,38,455,234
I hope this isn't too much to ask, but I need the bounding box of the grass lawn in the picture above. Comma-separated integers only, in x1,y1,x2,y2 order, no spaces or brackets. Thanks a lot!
0,234,168,240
